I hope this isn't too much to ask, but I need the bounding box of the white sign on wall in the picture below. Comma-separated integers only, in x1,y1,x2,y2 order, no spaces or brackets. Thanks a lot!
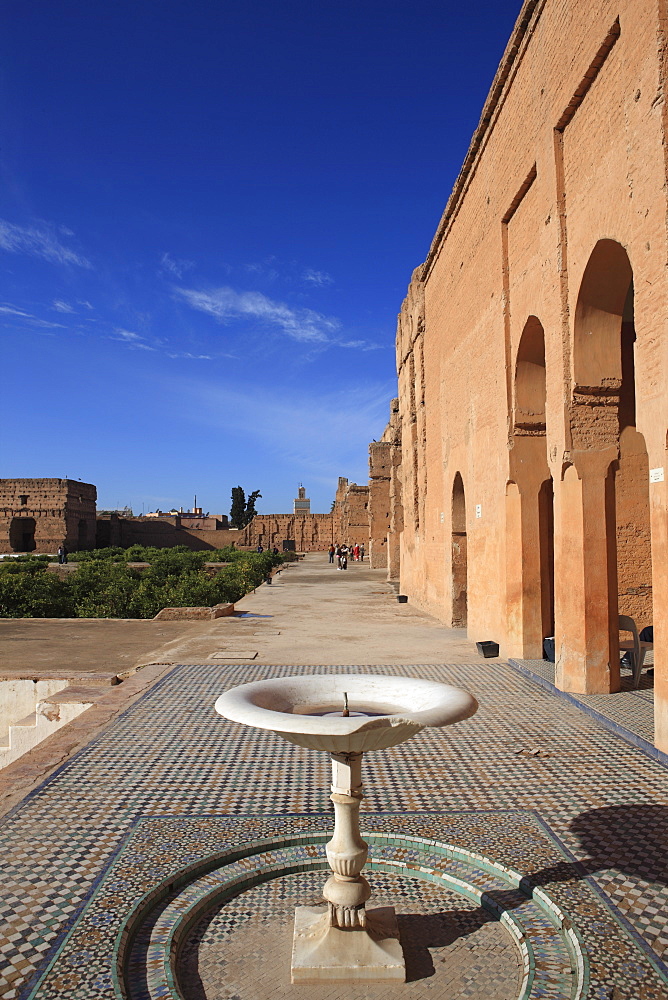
475,504,482,518
650,467,665,484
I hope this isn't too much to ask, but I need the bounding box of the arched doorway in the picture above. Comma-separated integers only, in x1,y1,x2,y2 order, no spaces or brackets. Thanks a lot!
9,517,36,552
451,473,467,627
506,317,553,656
560,240,652,693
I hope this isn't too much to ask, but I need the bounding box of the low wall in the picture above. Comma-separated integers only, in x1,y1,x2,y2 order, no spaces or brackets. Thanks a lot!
153,602,235,621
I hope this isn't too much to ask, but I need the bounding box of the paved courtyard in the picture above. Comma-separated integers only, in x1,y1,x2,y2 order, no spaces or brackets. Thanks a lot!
0,556,667,999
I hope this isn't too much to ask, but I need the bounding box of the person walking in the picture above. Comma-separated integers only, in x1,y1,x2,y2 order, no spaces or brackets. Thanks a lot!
341,549,348,570
353,543,360,562
328,543,335,564
57,544,67,565
360,544,365,561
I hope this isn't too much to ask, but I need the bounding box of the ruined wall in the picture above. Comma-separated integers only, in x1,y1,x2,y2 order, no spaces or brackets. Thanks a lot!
236,513,335,552
0,479,97,554
368,398,403,571
387,0,668,736
369,443,391,568
332,478,370,547
97,511,337,552
96,514,233,551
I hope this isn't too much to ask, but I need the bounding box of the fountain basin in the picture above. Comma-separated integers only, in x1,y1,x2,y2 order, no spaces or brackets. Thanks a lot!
214,673,477,753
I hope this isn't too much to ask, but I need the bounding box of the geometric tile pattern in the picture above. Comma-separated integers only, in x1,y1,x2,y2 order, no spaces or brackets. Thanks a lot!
0,662,667,1000
510,657,656,743
22,813,667,1000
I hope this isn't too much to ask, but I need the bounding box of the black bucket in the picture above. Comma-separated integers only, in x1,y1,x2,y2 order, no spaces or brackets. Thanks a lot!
476,640,499,658
397,594,408,604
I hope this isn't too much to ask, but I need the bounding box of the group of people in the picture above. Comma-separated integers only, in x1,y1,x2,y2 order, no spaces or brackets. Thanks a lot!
328,542,364,570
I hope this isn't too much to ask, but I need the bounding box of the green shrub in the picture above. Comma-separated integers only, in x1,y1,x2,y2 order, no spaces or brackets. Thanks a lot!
0,571,74,617
0,545,289,619
0,559,50,575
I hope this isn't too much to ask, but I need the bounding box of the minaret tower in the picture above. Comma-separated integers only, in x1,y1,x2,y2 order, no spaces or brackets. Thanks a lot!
293,484,311,515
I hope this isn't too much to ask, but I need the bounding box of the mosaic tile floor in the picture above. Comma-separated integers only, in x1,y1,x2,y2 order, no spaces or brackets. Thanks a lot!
0,662,667,1000
509,659,657,748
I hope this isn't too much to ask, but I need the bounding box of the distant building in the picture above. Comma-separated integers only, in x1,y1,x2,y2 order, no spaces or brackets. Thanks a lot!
293,485,311,516
0,479,97,553
0,477,371,555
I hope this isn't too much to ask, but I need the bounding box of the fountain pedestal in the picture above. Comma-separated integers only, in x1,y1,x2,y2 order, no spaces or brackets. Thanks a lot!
292,750,404,982
214,673,478,984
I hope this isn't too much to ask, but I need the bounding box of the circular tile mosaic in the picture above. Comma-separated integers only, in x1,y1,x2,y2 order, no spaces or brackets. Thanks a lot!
119,833,584,1000
177,871,523,1000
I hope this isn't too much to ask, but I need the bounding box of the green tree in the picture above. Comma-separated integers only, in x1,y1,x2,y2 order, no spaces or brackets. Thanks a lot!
230,486,262,528
244,489,262,525
230,486,246,528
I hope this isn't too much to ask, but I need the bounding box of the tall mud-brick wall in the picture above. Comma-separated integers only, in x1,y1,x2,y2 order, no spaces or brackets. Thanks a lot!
239,513,335,552
0,479,97,554
332,478,370,548
97,513,232,551
368,397,403,574
369,443,391,568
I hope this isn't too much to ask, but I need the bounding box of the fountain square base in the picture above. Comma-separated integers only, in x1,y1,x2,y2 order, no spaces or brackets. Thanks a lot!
291,905,405,982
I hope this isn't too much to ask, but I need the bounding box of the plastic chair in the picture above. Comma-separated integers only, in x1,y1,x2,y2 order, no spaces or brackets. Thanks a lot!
618,615,653,689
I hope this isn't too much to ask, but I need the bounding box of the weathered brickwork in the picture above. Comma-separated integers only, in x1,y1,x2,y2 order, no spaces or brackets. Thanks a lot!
2,479,369,556
375,0,668,751
97,513,232,551
0,479,97,554
100,510,338,553
368,399,403,572
236,513,335,552
332,477,370,548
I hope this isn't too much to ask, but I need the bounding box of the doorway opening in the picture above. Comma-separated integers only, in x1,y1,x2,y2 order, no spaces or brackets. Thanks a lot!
451,473,467,628
9,517,36,552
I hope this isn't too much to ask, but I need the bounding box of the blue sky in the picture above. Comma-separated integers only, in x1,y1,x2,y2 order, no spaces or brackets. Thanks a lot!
0,0,520,516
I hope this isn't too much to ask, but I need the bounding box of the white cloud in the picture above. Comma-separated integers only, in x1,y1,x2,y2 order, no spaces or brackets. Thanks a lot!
338,339,383,351
160,252,195,278
302,268,334,287
52,299,75,313
167,351,214,360
111,328,156,351
0,302,65,329
0,304,32,318
77,300,94,310
114,328,143,341
0,219,91,268
176,285,340,344
170,376,392,481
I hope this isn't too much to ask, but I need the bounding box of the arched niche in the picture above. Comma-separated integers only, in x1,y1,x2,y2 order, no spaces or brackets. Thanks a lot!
515,316,546,432
566,240,653,691
573,239,633,389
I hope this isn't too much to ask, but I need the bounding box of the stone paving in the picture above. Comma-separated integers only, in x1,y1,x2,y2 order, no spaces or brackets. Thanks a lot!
0,657,667,1000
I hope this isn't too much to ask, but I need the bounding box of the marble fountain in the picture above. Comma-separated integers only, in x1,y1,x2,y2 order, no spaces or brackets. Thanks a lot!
215,672,478,982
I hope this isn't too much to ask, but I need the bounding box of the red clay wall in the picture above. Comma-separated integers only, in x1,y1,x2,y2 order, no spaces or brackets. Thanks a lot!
388,0,668,743
0,479,97,554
